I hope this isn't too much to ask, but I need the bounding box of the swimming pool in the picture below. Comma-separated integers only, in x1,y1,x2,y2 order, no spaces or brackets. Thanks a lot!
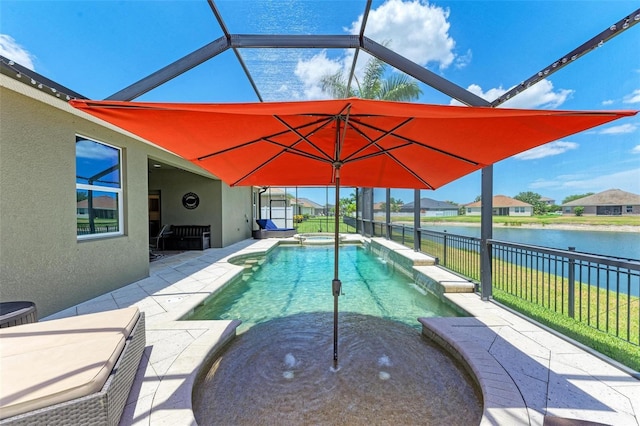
186,245,463,332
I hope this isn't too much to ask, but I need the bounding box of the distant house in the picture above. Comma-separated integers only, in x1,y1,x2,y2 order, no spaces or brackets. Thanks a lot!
399,197,459,217
465,195,533,216
540,196,555,206
561,189,640,216
293,197,324,216
77,195,117,219
259,187,291,206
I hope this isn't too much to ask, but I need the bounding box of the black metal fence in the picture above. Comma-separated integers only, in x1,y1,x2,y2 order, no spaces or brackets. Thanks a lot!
362,219,640,346
490,240,639,346
77,224,119,235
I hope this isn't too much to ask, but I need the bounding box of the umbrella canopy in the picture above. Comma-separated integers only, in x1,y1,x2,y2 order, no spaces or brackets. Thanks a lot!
71,97,635,369
70,98,635,190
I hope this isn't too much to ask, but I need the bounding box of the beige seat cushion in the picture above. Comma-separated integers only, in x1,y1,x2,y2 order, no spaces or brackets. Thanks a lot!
0,306,139,357
0,307,140,420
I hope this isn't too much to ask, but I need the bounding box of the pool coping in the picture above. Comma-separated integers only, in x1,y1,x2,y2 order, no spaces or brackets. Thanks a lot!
43,237,640,425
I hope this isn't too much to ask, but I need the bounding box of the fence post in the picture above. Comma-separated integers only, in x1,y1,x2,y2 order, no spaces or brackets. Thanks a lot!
568,246,576,318
443,231,448,267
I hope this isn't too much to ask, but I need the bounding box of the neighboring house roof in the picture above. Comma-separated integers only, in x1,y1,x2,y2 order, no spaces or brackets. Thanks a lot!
562,189,640,206
400,197,458,211
294,197,323,209
77,195,117,210
540,196,555,203
260,187,289,196
465,195,532,208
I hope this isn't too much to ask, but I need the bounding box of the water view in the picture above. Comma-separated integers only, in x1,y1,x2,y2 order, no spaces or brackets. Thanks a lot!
422,225,639,260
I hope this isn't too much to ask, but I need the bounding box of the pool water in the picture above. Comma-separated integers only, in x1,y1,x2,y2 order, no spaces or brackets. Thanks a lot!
193,312,482,426
187,245,462,332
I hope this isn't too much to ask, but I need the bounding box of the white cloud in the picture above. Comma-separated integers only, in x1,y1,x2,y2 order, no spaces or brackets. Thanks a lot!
514,141,578,160
0,34,35,70
350,0,456,70
294,51,344,100
529,168,640,194
295,0,458,100
602,99,614,106
455,49,472,70
599,123,637,134
632,145,640,154
623,89,640,104
450,79,573,108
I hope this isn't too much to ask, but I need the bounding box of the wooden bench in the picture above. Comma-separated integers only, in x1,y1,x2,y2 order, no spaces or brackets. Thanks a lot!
166,225,211,250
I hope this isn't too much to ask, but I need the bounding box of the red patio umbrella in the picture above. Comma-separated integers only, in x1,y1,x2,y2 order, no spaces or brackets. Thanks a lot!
71,97,635,369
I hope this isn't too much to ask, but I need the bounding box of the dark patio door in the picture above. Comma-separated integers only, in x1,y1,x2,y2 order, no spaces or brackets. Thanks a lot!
149,193,161,237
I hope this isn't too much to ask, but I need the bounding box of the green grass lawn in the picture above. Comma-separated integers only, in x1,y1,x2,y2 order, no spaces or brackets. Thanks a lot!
417,237,639,371
295,217,356,234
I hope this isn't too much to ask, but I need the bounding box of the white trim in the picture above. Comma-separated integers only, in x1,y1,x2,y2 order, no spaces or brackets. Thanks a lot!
76,135,124,239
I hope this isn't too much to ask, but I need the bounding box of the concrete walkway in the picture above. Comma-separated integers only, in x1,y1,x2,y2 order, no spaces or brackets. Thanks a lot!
43,238,640,426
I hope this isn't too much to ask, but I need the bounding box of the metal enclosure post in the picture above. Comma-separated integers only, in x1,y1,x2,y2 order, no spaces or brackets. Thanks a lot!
480,166,493,299
366,188,374,236
413,189,421,251
355,187,359,234
385,188,391,239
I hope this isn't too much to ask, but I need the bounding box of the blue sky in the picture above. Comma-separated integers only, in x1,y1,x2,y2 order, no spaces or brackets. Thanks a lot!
1,0,638,206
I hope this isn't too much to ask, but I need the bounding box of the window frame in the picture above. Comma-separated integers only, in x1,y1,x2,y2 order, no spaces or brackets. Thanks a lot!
76,134,124,240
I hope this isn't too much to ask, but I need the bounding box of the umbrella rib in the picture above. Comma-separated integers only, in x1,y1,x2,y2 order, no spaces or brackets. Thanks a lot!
341,117,414,163
261,137,335,162
351,119,480,166
271,101,353,165
273,115,335,162
228,115,344,185
341,144,436,189
335,104,352,163
230,148,330,186
196,116,334,161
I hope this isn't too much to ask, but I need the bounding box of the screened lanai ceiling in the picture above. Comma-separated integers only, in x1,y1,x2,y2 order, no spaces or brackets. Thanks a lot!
1,1,638,108
1,1,639,203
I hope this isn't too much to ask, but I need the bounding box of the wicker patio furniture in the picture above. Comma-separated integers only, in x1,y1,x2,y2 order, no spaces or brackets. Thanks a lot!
0,307,145,426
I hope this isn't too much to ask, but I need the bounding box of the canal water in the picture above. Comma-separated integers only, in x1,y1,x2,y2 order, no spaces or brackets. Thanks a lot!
421,225,639,261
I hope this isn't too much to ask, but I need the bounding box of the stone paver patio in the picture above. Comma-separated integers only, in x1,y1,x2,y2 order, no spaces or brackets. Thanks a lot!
43,238,640,425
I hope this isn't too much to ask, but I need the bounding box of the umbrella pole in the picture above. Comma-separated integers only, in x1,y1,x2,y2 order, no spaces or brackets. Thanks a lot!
331,172,342,371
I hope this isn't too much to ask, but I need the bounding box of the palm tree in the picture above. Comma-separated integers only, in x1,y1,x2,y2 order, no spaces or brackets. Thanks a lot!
321,55,422,101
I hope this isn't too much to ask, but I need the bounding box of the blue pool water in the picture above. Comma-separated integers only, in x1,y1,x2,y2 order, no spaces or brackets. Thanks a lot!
187,245,462,332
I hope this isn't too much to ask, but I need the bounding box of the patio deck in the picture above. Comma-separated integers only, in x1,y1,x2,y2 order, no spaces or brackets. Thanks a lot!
43,238,640,426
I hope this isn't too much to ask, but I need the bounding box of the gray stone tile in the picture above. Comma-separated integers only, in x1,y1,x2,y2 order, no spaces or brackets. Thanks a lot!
43,238,640,426
547,361,634,418
76,297,118,314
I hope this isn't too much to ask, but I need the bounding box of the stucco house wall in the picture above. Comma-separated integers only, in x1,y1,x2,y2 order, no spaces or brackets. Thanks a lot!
465,195,533,216
561,189,640,216
508,206,534,216
467,206,533,216
0,75,252,317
